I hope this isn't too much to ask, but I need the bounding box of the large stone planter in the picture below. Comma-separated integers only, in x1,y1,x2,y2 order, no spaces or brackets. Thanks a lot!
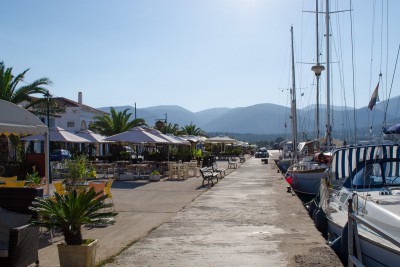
58,239,98,267
149,174,160,181
116,173,135,181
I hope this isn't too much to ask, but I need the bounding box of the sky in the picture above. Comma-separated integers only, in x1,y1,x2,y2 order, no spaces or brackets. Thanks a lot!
2,0,400,113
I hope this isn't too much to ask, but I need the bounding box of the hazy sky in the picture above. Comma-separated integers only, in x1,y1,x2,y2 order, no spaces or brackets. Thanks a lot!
2,0,400,113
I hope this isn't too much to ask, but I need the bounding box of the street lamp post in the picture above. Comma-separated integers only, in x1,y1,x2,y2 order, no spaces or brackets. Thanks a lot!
311,64,325,147
44,90,52,183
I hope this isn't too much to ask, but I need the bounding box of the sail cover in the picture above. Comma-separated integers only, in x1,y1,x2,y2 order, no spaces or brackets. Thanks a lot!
330,144,400,181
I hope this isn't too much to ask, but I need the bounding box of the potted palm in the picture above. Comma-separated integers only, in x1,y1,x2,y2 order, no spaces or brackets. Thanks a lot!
149,170,161,181
26,165,42,187
30,189,118,267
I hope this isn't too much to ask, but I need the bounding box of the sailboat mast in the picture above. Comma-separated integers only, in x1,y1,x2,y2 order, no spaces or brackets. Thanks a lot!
325,0,331,149
311,0,325,149
315,0,320,142
290,26,298,155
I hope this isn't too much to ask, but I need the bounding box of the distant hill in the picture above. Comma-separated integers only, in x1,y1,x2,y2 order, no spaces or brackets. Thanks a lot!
98,95,400,137
201,103,288,134
195,107,231,126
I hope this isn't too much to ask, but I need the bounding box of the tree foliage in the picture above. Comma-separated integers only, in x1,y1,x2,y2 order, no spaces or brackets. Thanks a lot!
0,61,52,105
30,189,117,245
180,122,205,136
159,122,179,135
89,107,147,136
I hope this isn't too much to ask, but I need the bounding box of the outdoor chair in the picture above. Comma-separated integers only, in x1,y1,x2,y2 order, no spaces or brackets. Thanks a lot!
53,181,66,196
0,176,17,182
180,163,190,179
5,180,26,187
88,181,106,199
104,178,115,210
93,164,106,179
167,163,178,179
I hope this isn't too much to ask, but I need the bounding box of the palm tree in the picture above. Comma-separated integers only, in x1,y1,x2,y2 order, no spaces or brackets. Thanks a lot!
0,62,52,163
0,62,52,106
31,189,117,245
131,118,147,128
89,107,147,136
158,122,179,135
180,123,206,136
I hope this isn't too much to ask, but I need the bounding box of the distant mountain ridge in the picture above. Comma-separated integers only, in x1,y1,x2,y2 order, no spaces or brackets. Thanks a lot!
98,95,400,136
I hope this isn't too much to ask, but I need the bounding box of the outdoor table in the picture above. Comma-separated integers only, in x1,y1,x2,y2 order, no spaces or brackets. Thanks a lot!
115,161,130,174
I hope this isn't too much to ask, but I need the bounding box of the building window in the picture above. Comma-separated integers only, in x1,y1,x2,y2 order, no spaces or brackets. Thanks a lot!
81,120,87,130
67,122,75,128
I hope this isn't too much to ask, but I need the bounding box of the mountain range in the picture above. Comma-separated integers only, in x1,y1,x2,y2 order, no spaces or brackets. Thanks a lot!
98,95,400,138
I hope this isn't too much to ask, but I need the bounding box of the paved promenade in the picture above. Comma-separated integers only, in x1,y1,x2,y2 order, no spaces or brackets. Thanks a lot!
34,154,341,266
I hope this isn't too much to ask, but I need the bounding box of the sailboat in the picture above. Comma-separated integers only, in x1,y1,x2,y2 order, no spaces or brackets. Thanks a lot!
319,144,400,266
305,1,400,265
285,0,330,196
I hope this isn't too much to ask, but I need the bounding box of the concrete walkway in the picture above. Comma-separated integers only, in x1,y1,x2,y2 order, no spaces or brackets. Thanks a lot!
105,156,341,267
33,160,233,266
32,155,341,266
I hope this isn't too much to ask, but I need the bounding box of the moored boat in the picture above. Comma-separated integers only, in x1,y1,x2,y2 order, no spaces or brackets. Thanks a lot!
319,144,400,266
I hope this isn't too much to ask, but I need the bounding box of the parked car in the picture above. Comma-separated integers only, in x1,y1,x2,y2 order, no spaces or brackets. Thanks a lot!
50,149,72,161
255,148,269,158
255,151,269,158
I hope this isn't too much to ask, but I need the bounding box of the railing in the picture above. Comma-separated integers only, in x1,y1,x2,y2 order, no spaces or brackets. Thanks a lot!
347,196,400,267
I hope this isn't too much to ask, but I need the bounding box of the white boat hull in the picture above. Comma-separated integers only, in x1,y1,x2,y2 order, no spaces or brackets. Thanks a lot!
327,218,400,267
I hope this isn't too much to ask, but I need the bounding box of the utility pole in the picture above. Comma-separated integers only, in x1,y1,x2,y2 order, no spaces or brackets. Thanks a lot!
134,102,137,119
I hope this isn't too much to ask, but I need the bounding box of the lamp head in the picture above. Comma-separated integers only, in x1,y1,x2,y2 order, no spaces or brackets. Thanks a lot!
311,64,325,76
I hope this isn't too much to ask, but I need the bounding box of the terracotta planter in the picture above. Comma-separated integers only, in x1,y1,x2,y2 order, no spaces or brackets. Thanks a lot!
58,239,98,267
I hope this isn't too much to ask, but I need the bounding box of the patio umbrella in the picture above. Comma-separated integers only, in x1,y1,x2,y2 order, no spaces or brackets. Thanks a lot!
0,99,48,136
205,135,238,152
21,126,91,143
165,134,191,146
75,129,108,143
104,126,169,144
142,128,191,145
205,135,237,144
75,129,110,157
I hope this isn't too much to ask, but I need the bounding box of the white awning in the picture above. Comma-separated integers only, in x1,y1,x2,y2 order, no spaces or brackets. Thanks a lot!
0,99,47,135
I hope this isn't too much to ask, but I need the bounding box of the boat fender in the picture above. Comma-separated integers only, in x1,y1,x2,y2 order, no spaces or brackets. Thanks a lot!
313,208,328,238
307,200,317,217
340,223,358,265
329,235,342,258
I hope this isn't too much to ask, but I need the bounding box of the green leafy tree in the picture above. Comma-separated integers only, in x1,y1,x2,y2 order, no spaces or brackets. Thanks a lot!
180,123,205,136
89,107,147,136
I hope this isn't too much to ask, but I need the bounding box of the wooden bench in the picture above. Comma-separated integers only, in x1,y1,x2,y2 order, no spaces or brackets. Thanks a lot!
228,158,238,169
211,163,225,179
200,167,219,186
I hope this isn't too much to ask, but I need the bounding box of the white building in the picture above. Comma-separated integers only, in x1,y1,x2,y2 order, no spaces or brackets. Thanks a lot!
33,92,110,156
42,92,108,131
